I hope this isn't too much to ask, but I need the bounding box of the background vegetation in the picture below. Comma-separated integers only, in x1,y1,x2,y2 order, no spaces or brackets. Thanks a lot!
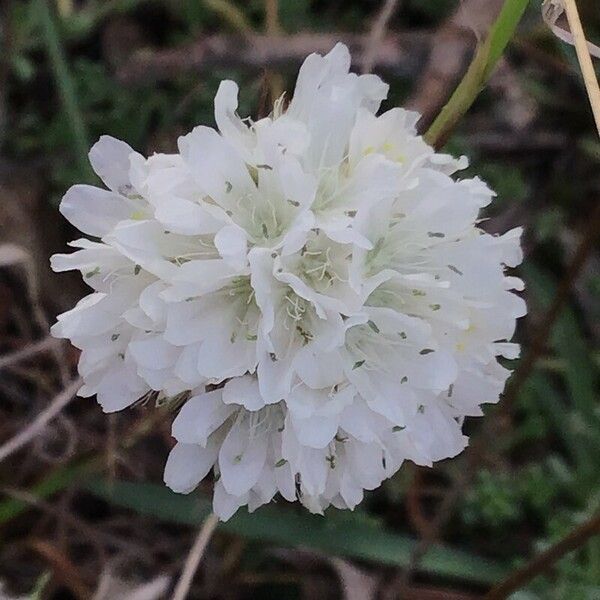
0,0,598,598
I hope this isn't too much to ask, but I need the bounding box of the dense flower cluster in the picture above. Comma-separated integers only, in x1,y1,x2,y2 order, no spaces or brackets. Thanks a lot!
51,43,525,520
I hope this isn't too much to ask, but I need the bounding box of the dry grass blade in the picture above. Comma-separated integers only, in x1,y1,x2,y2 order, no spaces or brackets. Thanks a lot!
265,0,280,35
0,243,70,385
0,337,64,371
171,513,220,600
0,378,81,463
361,0,401,74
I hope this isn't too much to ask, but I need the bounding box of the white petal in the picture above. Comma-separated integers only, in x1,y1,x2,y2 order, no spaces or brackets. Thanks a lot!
291,413,338,449
293,348,344,389
129,336,178,370
154,196,224,235
178,126,255,209
164,441,218,494
88,135,137,193
222,375,265,411
172,390,235,446
214,80,253,161
213,480,247,521
218,420,268,496
214,224,248,268
60,185,132,237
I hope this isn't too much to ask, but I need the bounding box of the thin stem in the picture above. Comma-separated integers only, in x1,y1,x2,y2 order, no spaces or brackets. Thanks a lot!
263,0,284,105
424,0,529,149
562,0,600,135
171,513,220,600
265,0,280,35
484,512,600,599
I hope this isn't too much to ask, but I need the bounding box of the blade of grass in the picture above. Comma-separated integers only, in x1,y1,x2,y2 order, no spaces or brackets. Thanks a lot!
523,265,600,486
0,457,99,524
524,265,599,426
424,0,529,148
525,374,591,475
35,0,92,180
85,479,509,585
0,409,165,525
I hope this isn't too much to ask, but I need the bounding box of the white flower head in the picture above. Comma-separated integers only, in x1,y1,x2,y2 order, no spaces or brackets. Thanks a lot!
52,43,526,520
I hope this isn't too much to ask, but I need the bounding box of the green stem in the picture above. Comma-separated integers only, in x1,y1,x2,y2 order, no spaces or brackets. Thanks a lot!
425,0,530,148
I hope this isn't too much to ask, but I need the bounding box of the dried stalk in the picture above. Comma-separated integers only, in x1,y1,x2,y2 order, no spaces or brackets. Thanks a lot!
171,513,220,600
362,0,401,74
0,337,64,371
561,0,600,134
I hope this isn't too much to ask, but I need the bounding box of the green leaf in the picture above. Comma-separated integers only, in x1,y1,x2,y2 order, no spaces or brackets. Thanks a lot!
85,479,508,585
425,0,529,147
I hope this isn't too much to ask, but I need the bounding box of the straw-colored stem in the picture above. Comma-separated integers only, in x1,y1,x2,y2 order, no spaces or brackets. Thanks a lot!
171,513,220,600
562,0,600,135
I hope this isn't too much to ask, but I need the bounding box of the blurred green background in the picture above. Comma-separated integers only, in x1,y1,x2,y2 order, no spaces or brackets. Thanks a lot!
0,1,599,598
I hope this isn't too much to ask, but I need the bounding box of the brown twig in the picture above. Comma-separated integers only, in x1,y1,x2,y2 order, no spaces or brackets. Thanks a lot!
115,32,430,86
171,513,220,600
0,378,81,463
361,0,401,74
484,511,600,599
29,538,92,600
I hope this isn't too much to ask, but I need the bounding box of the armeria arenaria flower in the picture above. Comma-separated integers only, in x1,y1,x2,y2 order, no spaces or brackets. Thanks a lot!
51,43,526,520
